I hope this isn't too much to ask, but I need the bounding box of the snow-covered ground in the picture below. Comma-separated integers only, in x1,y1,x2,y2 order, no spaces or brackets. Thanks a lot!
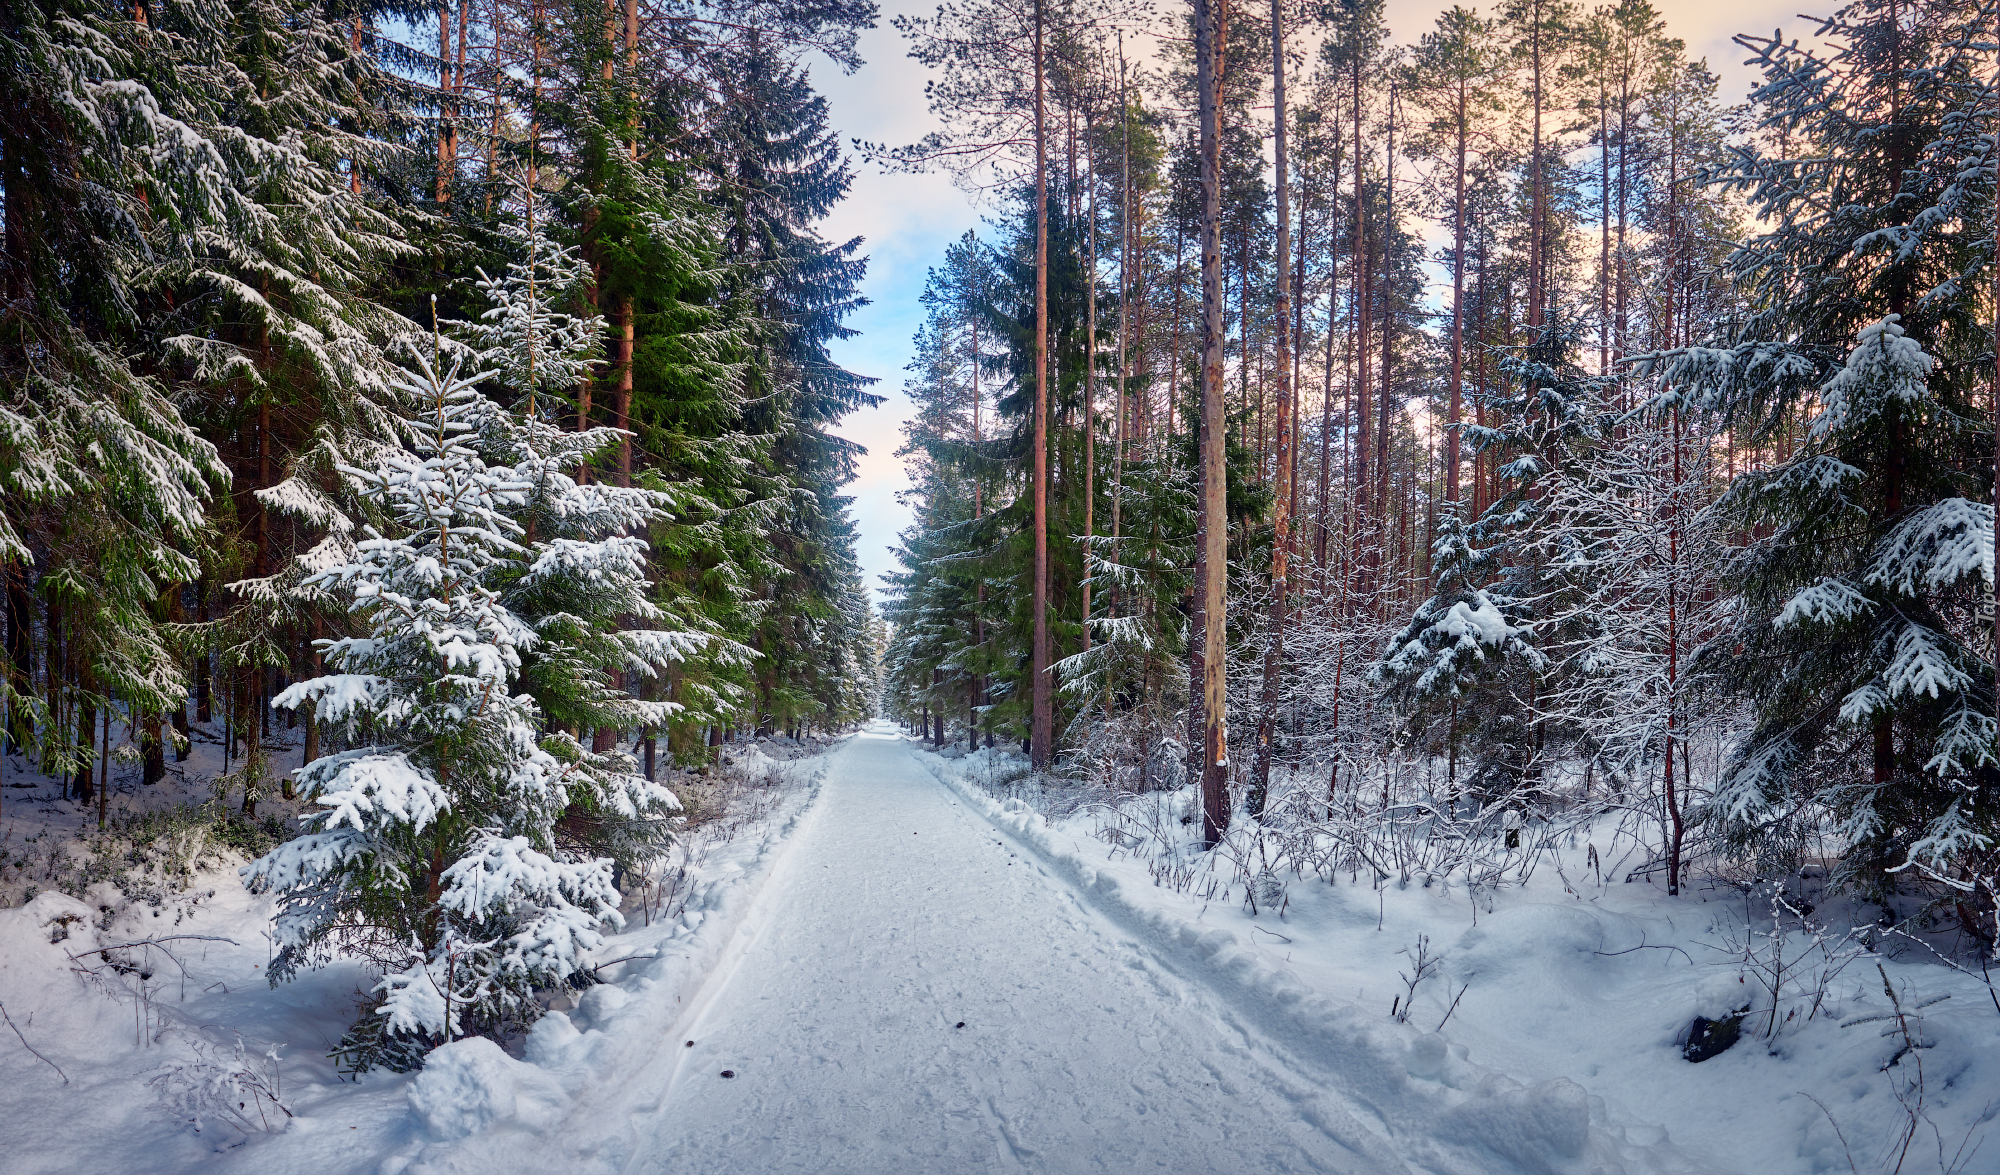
0,723,832,1175
272,722,1697,1175
439,722,1425,1173
5,721,1996,1173
914,741,2000,1175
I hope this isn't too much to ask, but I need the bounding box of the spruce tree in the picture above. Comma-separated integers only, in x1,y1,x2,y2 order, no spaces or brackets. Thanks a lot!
1654,0,1998,887
246,259,684,1066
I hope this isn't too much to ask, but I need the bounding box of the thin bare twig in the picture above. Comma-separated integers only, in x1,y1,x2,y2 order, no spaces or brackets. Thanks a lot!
73,934,238,957
588,950,661,973
1800,1092,1860,1175
1436,983,1470,1032
0,999,67,1083
1594,941,1694,965
1881,926,2000,1020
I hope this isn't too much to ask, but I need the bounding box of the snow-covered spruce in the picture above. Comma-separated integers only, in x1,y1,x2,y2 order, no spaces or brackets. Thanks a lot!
1636,3,2000,892
1665,315,1996,884
465,175,608,411
1374,505,1540,717
242,324,693,1071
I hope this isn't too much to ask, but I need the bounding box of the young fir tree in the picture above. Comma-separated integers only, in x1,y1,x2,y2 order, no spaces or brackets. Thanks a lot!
1376,326,1615,806
1652,0,1998,890
246,205,687,1068
1373,503,1545,811
1398,319,1733,887
466,179,724,781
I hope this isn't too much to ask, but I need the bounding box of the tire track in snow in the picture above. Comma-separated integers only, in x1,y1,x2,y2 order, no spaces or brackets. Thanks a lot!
635,783,833,1122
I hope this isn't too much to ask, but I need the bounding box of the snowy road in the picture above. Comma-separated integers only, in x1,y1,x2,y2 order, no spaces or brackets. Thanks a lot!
600,727,1393,1174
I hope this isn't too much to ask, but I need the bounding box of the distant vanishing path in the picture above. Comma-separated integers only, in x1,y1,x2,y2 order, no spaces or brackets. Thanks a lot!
613,726,1387,1174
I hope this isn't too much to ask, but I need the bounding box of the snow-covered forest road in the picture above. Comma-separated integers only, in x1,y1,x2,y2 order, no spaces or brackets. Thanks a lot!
599,728,1389,1171
483,726,1398,1173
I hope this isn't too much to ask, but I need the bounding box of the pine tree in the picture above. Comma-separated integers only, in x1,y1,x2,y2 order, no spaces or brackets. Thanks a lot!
1403,5,1510,510
701,44,881,736
0,0,416,799
1374,327,1610,808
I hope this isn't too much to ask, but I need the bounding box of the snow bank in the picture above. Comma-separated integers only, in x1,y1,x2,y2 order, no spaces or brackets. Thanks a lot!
0,732,843,1175
0,875,384,1175
408,1037,570,1140
0,892,113,1047
911,738,2000,1175
522,768,825,1077
1437,1076,1592,1174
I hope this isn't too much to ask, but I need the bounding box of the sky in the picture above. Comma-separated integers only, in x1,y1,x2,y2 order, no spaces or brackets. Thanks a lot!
810,0,1824,610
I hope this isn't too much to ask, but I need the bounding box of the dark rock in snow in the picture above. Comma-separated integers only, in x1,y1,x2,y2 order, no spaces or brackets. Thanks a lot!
955,1022,965,1029
1683,1011,1746,1062
721,1070,736,1078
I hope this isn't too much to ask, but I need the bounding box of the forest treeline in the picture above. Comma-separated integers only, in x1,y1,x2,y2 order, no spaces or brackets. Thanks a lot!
0,0,886,800
879,0,2000,919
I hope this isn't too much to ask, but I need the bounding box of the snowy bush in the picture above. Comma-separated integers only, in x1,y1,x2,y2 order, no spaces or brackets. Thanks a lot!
147,1036,293,1139
406,1035,570,1140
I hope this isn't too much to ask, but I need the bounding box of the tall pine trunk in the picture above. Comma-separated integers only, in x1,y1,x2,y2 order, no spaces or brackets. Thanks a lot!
1029,0,1053,771
1082,118,1096,654
1315,148,1340,591
6,562,31,756
1447,78,1467,509
1251,0,1292,815
1351,51,1373,593
1112,49,1131,629
1195,0,1230,848
1376,83,1396,605
1597,75,1610,375
1526,0,1545,328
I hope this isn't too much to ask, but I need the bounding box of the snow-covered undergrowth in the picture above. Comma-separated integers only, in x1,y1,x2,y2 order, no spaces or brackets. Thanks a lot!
0,729,308,920
914,740,2000,1175
0,736,836,1175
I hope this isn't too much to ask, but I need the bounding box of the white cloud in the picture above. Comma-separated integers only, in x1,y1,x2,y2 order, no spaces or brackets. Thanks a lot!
816,9,988,607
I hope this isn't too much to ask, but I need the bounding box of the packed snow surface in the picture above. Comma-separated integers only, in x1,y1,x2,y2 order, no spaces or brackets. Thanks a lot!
571,728,1395,1173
